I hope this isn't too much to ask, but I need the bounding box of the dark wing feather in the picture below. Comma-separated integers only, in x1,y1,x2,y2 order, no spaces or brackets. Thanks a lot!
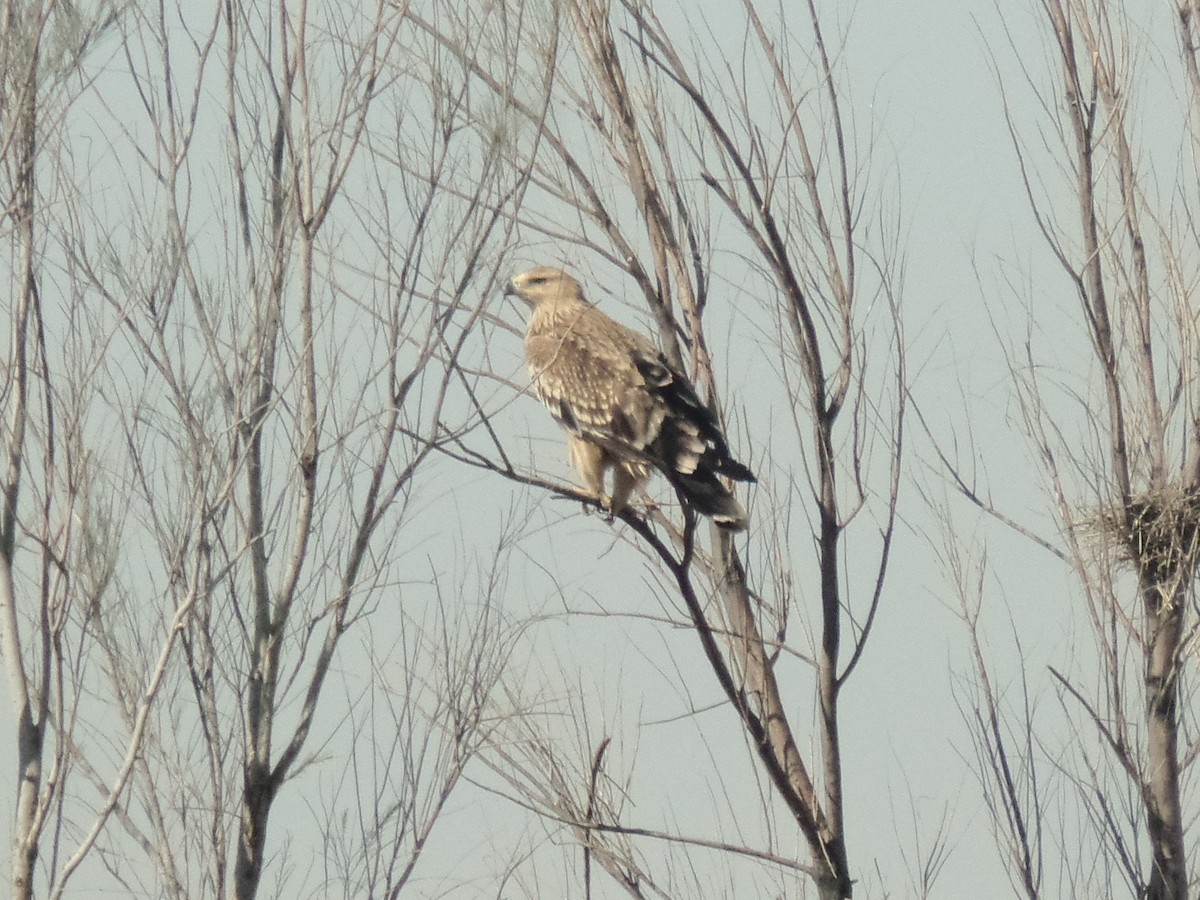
631,352,756,484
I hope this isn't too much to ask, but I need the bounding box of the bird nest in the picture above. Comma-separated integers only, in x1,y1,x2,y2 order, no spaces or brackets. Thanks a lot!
1084,487,1200,583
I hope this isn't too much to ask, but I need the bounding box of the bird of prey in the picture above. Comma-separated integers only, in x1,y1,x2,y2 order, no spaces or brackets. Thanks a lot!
505,266,755,531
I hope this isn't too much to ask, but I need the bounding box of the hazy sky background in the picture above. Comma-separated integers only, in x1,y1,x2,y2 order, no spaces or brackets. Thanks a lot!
3,0,1193,896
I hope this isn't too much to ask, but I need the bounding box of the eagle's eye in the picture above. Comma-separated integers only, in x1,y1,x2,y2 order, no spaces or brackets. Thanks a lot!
529,276,547,285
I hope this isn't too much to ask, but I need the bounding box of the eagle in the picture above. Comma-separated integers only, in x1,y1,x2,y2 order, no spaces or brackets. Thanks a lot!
505,266,755,531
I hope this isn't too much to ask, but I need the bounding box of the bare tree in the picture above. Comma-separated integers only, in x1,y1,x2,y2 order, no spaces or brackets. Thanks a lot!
3,0,522,896
417,1,904,896
0,4,191,898
0,6,58,895
943,2,1200,897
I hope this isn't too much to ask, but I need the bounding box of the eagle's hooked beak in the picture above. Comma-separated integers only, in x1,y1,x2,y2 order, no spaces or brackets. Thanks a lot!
503,278,519,297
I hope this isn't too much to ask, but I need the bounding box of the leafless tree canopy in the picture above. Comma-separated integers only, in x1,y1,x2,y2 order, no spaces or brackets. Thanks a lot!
415,1,903,897
2,1,518,898
4,0,1198,898
942,2,1200,899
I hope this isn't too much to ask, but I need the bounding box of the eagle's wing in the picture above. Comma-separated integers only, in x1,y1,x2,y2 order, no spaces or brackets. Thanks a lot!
526,303,667,458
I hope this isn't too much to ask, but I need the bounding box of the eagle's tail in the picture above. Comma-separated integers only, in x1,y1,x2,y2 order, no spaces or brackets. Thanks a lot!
651,409,755,530
669,469,750,531
634,361,755,529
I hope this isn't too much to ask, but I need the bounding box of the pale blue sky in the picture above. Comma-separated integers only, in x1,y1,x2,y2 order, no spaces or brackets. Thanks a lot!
3,0,1194,897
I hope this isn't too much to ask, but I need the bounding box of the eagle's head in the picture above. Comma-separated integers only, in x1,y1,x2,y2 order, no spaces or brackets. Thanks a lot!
504,266,584,308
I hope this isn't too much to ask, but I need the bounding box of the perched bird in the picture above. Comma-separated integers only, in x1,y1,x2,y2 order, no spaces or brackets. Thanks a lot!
505,266,755,531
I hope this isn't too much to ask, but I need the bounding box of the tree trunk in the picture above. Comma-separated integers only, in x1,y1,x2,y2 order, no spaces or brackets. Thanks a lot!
234,762,276,900
4,33,42,900
9,679,43,900
1142,579,1187,900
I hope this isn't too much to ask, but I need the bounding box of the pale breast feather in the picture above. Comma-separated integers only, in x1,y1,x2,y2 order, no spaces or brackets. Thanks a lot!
527,318,667,453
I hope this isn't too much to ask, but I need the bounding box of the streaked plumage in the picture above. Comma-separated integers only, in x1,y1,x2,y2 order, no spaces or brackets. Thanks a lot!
505,266,755,530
